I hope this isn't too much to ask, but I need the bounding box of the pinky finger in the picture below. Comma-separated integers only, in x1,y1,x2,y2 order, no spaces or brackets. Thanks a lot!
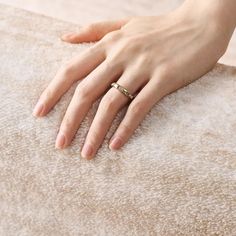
109,78,166,150
61,18,130,44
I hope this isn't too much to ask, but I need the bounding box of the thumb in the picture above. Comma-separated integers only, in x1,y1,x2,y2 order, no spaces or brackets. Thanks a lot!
61,18,131,44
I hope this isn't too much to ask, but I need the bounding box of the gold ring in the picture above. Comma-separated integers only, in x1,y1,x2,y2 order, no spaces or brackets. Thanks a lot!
111,82,135,100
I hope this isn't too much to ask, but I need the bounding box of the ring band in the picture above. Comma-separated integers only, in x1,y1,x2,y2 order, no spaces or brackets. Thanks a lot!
111,82,135,100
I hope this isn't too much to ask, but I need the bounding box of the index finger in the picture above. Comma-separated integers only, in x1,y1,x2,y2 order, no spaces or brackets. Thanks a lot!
33,42,106,117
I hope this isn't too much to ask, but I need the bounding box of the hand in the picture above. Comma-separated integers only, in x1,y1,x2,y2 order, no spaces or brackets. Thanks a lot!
32,0,235,160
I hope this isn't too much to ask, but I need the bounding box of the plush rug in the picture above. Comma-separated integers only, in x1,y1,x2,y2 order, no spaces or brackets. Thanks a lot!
1,4,236,236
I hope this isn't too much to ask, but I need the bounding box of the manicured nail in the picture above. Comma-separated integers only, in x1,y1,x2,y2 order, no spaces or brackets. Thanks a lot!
55,131,66,149
32,101,44,117
109,136,122,150
81,143,93,159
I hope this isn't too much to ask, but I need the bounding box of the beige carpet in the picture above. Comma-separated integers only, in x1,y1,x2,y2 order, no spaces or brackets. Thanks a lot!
1,3,236,236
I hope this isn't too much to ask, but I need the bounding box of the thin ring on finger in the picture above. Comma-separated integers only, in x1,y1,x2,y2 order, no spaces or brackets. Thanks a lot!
81,69,149,159
111,82,136,100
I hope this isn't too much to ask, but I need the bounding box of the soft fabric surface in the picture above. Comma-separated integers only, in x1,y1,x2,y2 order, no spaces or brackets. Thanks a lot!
1,4,236,236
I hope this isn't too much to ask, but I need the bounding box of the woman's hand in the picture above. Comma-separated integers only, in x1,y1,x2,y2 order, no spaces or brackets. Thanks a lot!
32,0,235,160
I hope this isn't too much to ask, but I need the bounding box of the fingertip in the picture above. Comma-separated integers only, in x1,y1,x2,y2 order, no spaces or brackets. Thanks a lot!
32,101,45,117
61,33,73,41
60,33,77,43
55,131,66,149
109,136,123,150
61,28,100,43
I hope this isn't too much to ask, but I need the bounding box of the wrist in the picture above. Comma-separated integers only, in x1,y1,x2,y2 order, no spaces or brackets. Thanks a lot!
179,0,236,33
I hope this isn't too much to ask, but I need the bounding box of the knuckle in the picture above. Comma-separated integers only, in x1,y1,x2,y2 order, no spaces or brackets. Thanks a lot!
103,59,114,71
105,36,140,63
153,66,171,87
87,129,101,145
123,36,141,48
94,40,106,50
106,52,122,66
119,122,133,136
106,43,128,65
88,41,106,56
60,116,73,132
113,37,140,57
102,31,122,43
158,62,174,79
75,81,91,100
60,61,74,77
129,100,145,115
136,54,151,68
86,43,100,54
152,62,176,93
100,92,119,112
105,56,123,70
119,38,132,49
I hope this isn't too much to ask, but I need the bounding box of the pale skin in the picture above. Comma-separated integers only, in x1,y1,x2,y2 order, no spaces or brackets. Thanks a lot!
32,0,236,159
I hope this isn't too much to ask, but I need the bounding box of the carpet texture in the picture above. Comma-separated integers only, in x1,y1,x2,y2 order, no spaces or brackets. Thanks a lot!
1,4,236,236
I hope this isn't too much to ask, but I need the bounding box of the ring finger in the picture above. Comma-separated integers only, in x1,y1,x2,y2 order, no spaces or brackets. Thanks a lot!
81,67,149,159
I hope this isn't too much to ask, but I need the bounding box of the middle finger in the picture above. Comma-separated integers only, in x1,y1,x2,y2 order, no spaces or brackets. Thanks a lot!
55,59,123,149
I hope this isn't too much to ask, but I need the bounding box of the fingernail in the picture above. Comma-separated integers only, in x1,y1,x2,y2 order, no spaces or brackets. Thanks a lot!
81,143,93,159
32,101,44,117
109,136,122,150
55,131,66,149
61,33,74,40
